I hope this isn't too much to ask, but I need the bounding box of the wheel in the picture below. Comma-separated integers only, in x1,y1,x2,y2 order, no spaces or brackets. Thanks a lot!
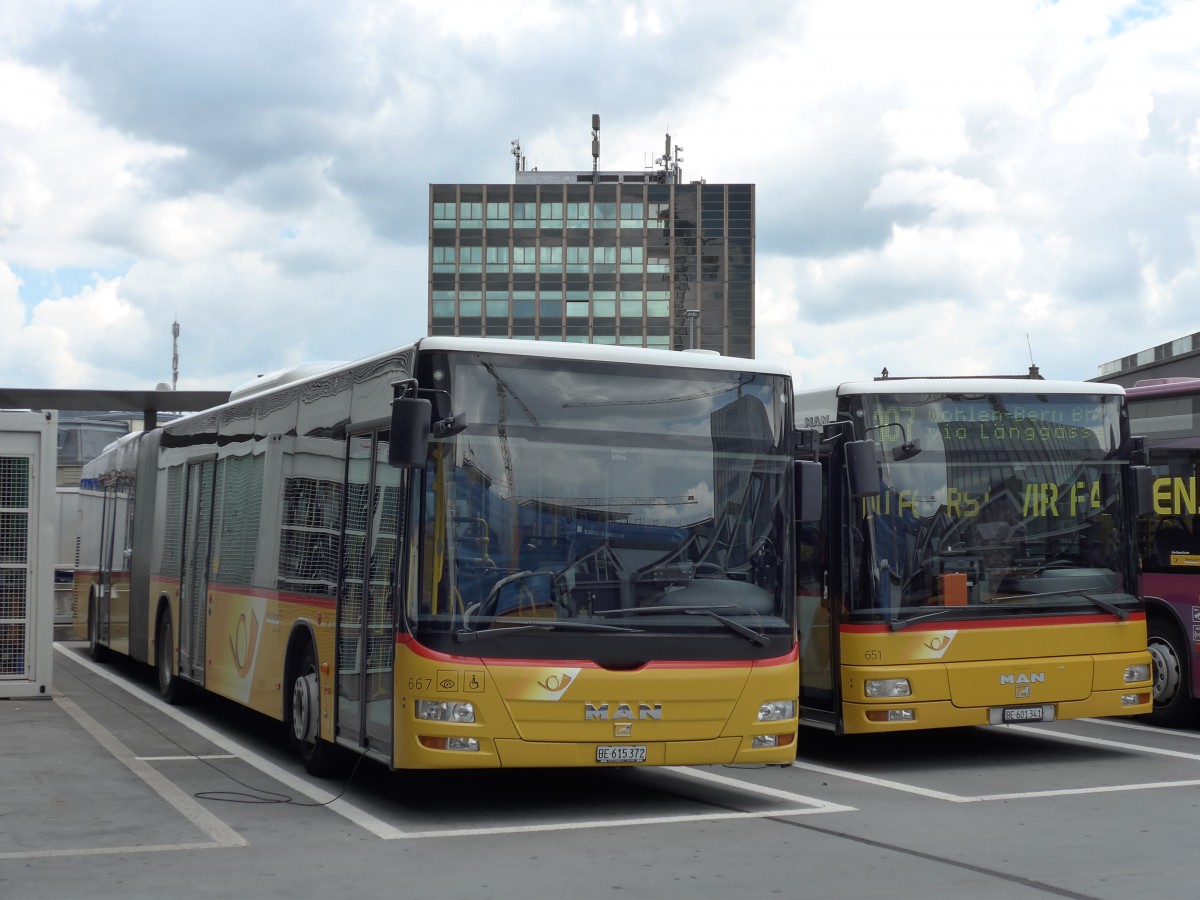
1146,617,1196,727
87,593,108,662
290,642,338,776
155,609,186,704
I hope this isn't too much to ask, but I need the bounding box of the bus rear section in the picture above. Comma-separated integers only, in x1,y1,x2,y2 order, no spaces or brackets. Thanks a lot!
796,378,1153,734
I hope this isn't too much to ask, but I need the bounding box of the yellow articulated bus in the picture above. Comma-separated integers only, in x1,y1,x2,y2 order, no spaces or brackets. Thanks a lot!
78,337,815,772
793,376,1153,733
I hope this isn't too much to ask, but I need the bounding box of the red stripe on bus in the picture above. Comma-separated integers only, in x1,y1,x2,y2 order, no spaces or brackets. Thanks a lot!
840,611,1145,634
396,633,797,669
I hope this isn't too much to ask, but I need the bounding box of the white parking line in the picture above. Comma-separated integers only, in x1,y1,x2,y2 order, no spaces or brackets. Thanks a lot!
970,779,1200,802
390,808,843,841
666,764,856,812
1004,723,1200,762
56,644,409,840
792,760,966,802
389,768,854,840
1082,716,1200,739
55,644,851,841
0,693,246,861
138,755,239,761
793,722,1200,804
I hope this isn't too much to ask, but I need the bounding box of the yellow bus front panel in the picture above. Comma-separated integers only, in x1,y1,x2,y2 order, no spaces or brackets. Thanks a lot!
837,617,1152,733
391,642,799,769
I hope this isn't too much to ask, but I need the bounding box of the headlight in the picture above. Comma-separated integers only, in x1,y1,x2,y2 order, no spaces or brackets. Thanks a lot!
1124,664,1150,683
865,678,911,698
416,700,476,723
757,699,796,722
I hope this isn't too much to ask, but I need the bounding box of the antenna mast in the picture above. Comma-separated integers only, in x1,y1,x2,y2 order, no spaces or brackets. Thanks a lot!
1025,333,1041,379
591,114,600,179
510,138,525,175
655,132,683,184
171,319,180,391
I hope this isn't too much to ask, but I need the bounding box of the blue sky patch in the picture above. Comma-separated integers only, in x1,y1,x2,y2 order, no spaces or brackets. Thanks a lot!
1108,0,1168,37
10,264,131,306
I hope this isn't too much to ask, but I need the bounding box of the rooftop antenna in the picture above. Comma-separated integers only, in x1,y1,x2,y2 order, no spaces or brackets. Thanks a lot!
1026,333,1041,379
656,133,671,183
171,318,180,391
591,114,600,179
510,138,525,175
655,131,682,184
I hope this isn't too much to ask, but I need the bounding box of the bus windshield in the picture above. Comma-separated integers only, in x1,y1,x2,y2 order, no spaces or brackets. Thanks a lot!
846,391,1137,623
414,352,794,644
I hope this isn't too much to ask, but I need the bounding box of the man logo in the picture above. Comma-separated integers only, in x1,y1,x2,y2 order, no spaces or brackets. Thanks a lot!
585,702,663,721
1000,673,1045,685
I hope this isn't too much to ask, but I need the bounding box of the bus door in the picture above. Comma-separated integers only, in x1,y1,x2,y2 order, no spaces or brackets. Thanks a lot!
336,428,402,760
798,451,840,727
798,513,838,724
95,480,117,647
178,458,215,684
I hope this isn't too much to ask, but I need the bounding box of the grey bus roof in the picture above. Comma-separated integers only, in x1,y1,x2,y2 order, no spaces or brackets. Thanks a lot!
800,378,1126,398
162,337,792,425
415,336,789,375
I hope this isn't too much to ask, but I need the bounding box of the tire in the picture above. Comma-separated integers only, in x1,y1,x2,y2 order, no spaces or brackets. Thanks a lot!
87,593,108,662
289,641,338,777
155,609,186,705
1147,617,1197,727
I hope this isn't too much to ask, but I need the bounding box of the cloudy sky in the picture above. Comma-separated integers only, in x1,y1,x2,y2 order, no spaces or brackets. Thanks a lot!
2,0,1198,394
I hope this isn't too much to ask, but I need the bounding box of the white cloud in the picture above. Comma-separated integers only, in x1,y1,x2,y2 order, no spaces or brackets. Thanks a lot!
0,270,152,388
867,168,998,217
880,110,970,166
0,0,1196,399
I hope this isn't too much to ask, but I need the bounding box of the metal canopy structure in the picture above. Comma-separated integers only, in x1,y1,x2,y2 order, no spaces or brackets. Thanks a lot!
0,389,230,431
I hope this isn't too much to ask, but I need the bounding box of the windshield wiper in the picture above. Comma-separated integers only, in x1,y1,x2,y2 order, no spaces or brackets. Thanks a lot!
889,590,1130,631
992,589,1130,620
888,606,976,632
454,621,642,642
594,605,768,647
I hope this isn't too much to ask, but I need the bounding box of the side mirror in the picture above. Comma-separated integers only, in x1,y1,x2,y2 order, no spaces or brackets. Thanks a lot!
1131,465,1154,518
795,460,822,523
1129,435,1148,467
388,398,432,468
845,439,880,499
793,428,819,459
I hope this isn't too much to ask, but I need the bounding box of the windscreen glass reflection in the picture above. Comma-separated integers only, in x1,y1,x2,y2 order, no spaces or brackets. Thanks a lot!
847,392,1136,621
416,354,793,639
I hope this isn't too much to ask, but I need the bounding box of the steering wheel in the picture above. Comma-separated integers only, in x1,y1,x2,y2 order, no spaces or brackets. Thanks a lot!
474,569,566,619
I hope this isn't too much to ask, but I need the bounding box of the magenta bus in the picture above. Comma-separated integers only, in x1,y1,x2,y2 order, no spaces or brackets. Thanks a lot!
1126,377,1200,725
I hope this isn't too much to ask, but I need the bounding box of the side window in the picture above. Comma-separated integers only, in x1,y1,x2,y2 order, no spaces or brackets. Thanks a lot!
1145,452,1200,571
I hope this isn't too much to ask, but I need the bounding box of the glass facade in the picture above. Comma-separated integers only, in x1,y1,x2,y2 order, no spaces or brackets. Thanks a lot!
1097,330,1200,378
428,180,755,356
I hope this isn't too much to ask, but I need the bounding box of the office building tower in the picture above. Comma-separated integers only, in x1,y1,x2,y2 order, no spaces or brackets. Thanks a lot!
428,126,754,356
